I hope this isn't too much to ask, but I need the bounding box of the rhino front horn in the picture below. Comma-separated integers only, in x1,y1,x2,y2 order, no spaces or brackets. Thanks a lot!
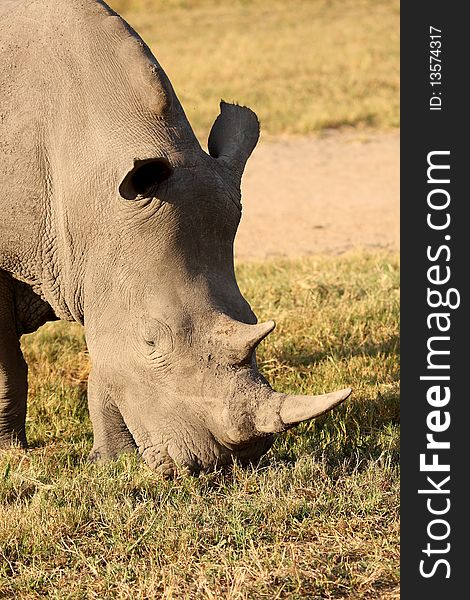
255,388,352,434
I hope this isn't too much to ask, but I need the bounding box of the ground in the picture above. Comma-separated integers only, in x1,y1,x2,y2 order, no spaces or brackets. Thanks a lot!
236,130,399,260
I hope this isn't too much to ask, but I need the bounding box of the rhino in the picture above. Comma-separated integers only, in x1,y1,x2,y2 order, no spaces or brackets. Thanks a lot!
0,0,351,476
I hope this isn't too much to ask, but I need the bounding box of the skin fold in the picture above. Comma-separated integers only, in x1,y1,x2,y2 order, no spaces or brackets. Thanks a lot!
0,0,351,475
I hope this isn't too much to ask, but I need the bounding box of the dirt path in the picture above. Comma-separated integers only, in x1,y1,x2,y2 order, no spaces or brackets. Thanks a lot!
235,131,399,260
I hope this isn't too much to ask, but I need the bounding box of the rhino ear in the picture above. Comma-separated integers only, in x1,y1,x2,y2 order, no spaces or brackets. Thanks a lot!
119,158,173,200
208,101,260,179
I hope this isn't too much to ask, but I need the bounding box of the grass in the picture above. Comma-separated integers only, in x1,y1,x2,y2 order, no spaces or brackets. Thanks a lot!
106,0,400,141
0,251,399,598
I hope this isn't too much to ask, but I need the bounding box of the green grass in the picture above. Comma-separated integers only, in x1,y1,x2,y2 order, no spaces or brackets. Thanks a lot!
106,0,400,140
0,251,399,598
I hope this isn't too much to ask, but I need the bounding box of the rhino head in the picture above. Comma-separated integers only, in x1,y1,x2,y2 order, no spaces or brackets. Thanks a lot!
72,10,352,476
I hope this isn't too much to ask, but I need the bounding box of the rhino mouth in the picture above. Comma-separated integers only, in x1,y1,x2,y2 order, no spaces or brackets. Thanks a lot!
140,441,232,477
137,425,274,477
140,445,180,477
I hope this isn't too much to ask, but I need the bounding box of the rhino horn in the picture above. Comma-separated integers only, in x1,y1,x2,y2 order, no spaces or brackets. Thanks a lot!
208,101,260,179
214,319,276,363
233,320,276,358
255,388,352,434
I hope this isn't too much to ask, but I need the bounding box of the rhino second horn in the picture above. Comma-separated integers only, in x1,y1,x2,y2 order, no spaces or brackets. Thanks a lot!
227,320,276,363
239,320,276,353
214,319,275,363
255,388,352,434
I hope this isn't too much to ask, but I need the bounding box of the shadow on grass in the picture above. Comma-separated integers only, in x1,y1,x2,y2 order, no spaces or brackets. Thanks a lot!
271,388,400,477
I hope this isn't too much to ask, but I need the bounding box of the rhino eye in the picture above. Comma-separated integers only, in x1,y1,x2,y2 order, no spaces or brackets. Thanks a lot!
143,320,174,355
119,158,173,200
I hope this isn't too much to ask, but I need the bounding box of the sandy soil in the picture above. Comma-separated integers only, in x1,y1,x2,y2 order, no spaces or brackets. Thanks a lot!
235,130,399,260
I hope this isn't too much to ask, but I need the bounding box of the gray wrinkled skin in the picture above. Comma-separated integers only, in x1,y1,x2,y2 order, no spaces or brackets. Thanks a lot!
0,0,351,476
